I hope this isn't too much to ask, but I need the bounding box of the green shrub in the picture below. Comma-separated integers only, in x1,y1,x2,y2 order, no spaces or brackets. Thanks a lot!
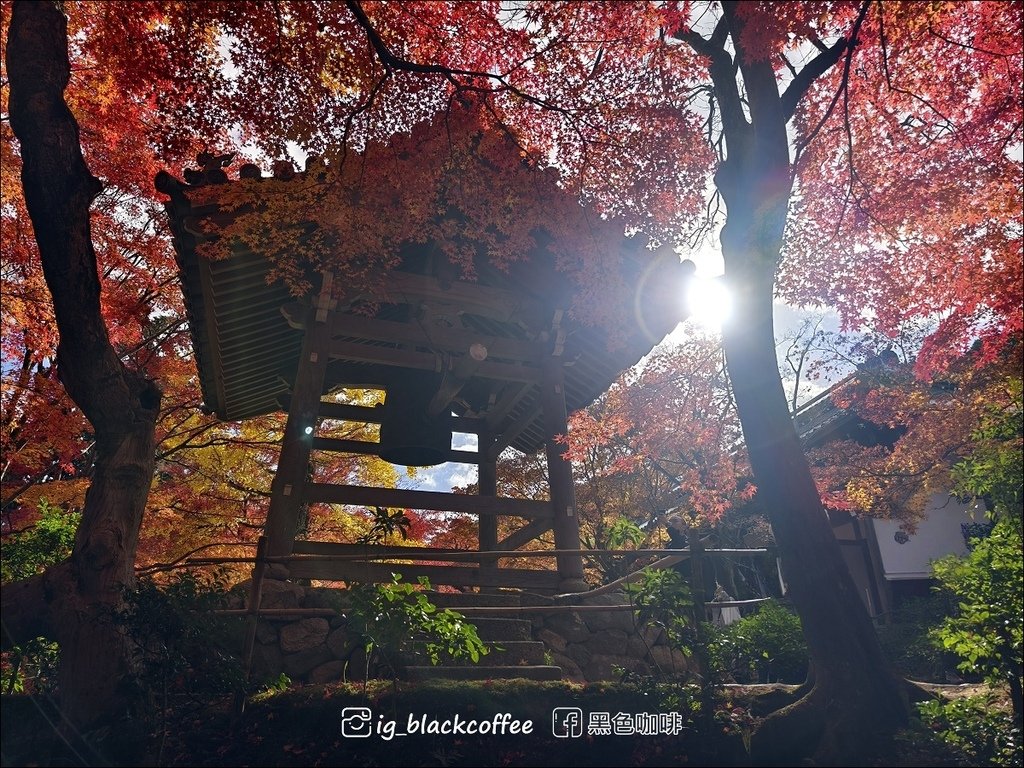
1,500,79,694
877,595,956,682
348,574,489,676
931,519,1023,719
625,567,696,657
708,600,808,684
119,571,249,706
917,695,1022,767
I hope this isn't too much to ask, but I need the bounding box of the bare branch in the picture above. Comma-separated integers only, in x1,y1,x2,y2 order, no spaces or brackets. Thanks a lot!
344,0,571,116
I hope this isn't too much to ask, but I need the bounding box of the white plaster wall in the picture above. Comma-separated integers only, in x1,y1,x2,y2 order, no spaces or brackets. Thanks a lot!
870,493,987,580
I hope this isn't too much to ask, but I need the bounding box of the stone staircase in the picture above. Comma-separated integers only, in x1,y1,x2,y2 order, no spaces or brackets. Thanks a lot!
401,590,562,682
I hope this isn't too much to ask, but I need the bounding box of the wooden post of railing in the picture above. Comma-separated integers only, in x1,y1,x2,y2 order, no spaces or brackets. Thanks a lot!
478,431,499,592
236,536,268,714
688,528,710,682
540,352,585,591
264,301,333,558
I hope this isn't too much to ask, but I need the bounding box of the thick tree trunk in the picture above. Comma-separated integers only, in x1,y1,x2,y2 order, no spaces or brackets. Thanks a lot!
713,99,907,768
4,0,160,731
699,6,908,762
721,255,907,764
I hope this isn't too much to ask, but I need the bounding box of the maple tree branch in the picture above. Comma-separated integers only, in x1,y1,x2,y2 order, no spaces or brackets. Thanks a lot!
120,317,187,363
779,36,850,122
675,15,748,146
926,24,1009,58
779,52,798,79
808,34,830,54
1,442,96,512
345,0,570,117
793,0,870,168
877,9,978,157
136,546,260,577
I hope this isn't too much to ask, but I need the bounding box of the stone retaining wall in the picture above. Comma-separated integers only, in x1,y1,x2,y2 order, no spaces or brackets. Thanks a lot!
236,580,691,685
521,592,692,682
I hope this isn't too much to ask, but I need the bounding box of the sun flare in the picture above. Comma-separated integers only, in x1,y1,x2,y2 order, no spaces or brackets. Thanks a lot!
685,276,733,330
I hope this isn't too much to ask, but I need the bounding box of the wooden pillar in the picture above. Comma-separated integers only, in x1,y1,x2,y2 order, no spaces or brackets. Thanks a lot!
688,528,710,681
540,354,586,590
478,431,499,590
264,305,333,558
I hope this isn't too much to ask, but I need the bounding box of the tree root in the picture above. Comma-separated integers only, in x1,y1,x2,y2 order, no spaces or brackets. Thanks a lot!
748,674,909,766
749,686,827,766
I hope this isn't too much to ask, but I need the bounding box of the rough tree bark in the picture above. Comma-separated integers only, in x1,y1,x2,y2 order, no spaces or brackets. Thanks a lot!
3,0,161,731
704,3,908,763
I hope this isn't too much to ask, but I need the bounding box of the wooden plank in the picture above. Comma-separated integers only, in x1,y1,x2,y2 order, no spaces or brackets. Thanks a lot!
385,272,546,325
305,399,484,434
427,351,486,417
311,436,479,465
540,355,584,586
484,382,533,430
293,541,483,560
329,339,540,384
196,255,229,416
496,518,554,552
487,403,542,460
478,447,499,584
305,483,552,519
326,313,538,362
313,400,387,423
264,305,333,556
286,559,559,590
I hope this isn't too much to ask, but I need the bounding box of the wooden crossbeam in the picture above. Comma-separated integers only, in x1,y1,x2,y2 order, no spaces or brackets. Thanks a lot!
496,518,554,551
333,313,538,362
279,398,486,434
311,436,480,465
384,272,546,325
286,559,559,590
487,403,542,460
292,541,483,560
304,483,552,519
329,339,540,383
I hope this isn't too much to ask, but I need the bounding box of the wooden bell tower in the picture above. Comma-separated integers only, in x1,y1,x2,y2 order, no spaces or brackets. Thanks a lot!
160,152,690,594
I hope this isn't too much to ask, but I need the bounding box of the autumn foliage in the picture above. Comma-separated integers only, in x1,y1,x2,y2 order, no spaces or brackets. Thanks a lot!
566,330,755,526
2,0,1022,759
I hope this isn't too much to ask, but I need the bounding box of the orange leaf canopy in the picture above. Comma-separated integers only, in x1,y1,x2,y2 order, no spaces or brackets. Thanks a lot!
160,100,694,453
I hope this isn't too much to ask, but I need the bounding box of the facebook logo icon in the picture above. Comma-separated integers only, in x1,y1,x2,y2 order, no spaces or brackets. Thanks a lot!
552,707,583,738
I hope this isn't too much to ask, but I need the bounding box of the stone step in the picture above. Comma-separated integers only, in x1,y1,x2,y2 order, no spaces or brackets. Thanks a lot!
408,640,546,667
425,591,523,609
482,640,547,666
466,617,534,641
402,665,563,682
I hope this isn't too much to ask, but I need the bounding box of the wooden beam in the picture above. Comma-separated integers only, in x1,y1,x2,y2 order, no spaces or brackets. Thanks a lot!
286,559,559,590
329,339,540,383
311,436,479,465
385,272,546,325
305,483,552,519
484,381,533,430
292,541,485,561
334,313,538,361
487,403,542,460
478,437,499,586
264,304,333,556
427,345,487,417
281,398,485,434
496,518,554,551
283,303,541,362
540,354,585,588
